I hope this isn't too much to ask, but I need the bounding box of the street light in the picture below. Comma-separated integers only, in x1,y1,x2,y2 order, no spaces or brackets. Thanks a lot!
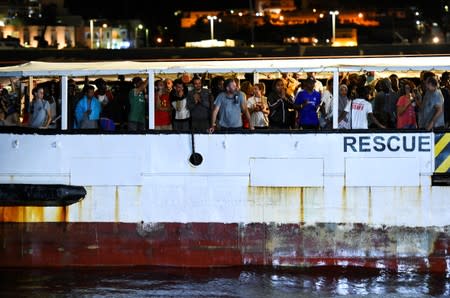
89,19,95,49
207,15,217,40
135,24,143,48
329,10,339,45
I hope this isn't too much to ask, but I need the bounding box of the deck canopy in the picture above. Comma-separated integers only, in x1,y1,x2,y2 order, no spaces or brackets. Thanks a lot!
0,56,450,77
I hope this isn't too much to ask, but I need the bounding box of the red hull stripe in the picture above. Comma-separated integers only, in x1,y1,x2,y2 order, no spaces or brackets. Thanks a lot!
0,222,448,273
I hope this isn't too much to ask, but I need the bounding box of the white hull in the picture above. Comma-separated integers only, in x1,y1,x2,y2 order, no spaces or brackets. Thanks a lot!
0,132,447,227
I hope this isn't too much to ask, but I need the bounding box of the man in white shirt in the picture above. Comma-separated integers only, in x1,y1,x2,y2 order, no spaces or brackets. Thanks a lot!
339,85,385,129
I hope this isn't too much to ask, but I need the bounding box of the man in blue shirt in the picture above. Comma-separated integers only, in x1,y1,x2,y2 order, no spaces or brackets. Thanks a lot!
75,86,101,129
294,76,321,129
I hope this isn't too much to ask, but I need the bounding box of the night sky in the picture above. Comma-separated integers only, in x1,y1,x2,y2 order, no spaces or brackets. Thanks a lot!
65,0,250,26
65,0,444,27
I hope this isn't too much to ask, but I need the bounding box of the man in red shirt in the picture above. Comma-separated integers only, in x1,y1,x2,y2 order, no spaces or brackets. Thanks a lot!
155,79,172,130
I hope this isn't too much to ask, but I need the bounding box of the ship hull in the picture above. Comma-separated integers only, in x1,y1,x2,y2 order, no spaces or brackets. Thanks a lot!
0,222,448,273
0,132,449,273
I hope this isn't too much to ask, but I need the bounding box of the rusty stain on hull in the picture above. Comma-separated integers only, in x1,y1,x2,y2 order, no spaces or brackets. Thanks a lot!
115,186,119,223
0,205,69,223
341,186,347,223
247,186,324,222
368,187,372,224
0,197,71,222
77,197,83,221
300,187,304,224
58,206,68,222
135,186,142,220
0,206,44,222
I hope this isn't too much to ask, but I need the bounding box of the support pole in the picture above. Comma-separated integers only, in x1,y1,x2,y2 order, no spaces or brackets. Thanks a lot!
147,71,155,129
61,76,68,130
332,69,339,129
253,72,259,84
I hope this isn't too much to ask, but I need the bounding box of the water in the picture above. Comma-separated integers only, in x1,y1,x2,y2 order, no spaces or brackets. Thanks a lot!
0,267,448,297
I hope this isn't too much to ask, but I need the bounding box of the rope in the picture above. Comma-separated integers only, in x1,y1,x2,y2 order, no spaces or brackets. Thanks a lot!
189,130,203,166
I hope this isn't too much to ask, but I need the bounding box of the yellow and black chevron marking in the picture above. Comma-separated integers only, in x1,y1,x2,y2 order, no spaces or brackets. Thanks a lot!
435,133,450,173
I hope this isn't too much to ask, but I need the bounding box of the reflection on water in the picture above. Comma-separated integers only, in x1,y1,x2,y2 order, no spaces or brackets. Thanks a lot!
0,267,448,297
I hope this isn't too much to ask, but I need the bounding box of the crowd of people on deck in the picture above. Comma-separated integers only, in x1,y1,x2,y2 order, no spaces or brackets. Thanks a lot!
1,70,449,131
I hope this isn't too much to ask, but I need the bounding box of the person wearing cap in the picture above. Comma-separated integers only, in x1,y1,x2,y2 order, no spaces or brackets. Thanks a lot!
294,76,321,129
306,72,323,95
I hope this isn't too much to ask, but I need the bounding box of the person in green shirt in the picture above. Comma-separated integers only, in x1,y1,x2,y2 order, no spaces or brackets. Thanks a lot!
128,77,147,131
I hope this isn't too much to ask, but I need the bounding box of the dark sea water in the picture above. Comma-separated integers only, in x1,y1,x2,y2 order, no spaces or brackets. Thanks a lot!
0,267,448,297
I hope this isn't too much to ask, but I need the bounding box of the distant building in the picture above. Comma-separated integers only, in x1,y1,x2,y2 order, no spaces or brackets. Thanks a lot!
269,10,380,27
185,39,236,48
0,0,136,49
181,11,220,28
83,24,131,49
339,11,379,27
0,25,75,48
332,28,358,47
255,0,296,12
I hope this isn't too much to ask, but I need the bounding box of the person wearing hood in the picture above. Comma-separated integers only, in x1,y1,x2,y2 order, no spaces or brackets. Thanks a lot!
337,84,350,129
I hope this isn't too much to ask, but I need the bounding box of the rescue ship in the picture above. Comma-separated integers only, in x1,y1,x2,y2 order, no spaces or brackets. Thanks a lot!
0,56,448,273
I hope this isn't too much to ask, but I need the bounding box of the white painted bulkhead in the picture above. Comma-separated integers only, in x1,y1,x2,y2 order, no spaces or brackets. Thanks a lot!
0,132,446,227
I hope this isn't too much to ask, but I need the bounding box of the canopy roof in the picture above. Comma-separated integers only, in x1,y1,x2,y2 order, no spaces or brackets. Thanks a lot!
0,55,449,77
